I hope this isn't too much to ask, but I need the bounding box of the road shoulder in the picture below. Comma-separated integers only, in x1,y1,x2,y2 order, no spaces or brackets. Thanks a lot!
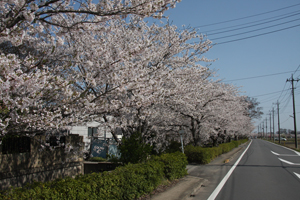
149,141,250,200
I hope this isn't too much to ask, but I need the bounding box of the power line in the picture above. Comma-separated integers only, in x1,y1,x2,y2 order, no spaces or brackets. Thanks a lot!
280,116,291,125
202,10,300,34
211,18,300,40
293,64,300,75
278,89,291,105
260,95,282,104
223,71,295,82
278,65,300,105
252,89,290,98
194,3,300,28
214,24,300,45
277,82,289,103
280,92,292,114
205,12,300,36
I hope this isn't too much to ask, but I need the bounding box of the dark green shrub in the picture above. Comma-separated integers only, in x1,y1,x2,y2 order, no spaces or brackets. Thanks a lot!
118,131,152,164
185,139,248,164
165,141,182,153
184,145,214,164
184,145,201,163
153,152,188,180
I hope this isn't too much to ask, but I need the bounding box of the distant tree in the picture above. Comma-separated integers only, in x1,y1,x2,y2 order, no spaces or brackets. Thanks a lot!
244,97,263,119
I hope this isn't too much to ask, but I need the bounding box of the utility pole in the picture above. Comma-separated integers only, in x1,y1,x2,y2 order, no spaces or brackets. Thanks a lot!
262,121,265,138
272,107,275,142
287,74,299,149
277,101,281,144
266,118,268,140
259,124,261,138
269,113,272,140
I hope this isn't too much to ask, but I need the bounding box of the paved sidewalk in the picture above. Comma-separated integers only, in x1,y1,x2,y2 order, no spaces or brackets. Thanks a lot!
150,142,250,200
149,175,206,200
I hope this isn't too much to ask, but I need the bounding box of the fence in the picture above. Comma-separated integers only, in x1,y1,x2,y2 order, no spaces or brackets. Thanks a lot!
0,134,84,190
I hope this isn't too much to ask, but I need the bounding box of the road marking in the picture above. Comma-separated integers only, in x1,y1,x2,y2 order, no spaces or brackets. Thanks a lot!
278,158,295,165
207,140,252,200
271,151,300,156
278,158,300,165
294,172,300,179
271,151,280,156
267,141,300,156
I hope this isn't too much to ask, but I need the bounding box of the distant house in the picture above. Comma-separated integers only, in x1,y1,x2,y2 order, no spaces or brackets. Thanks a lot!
70,121,121,159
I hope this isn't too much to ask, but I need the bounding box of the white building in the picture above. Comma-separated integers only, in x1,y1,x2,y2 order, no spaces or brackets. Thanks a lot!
70,120,122,158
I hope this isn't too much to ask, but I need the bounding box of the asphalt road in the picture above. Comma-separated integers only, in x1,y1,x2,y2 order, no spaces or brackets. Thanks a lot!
212,139,300,200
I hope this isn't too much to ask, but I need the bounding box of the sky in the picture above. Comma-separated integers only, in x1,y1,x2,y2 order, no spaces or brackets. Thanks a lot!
162,0,300,133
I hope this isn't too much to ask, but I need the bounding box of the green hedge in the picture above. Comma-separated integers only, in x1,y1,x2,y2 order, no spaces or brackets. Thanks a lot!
153,151,188,181
185,139,248,164
0,152,187,200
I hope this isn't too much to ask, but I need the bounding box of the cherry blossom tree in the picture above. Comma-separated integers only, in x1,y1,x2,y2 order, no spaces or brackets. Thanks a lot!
143,72,255,148
0,0,255,157
1,0,215,141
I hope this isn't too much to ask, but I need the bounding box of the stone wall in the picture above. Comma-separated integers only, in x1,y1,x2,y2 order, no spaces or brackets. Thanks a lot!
0,134,84,190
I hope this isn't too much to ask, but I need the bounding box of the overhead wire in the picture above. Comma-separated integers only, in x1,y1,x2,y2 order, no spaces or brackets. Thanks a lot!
280,116,292,125
213,24,300,45
202,10,300,34
222,70,295,82
280,92,292,114
251,90,290,98
276,65,300,116
293,64,300,74
199,4,300,129
259,93,284,104
194,3,300,28
210,18,300,40
293,64,300,88
278,89,291,105
190,3,300,44
206,12,300,37
277,82,289,103
189,4,299,128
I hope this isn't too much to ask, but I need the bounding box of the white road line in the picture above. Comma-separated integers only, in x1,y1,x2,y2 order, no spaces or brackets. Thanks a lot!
278,158,295,165
271,151,280,156
267,140,300,156
293,172,300,179
207,140,252,200
271,151,300,156
278,158,300,165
